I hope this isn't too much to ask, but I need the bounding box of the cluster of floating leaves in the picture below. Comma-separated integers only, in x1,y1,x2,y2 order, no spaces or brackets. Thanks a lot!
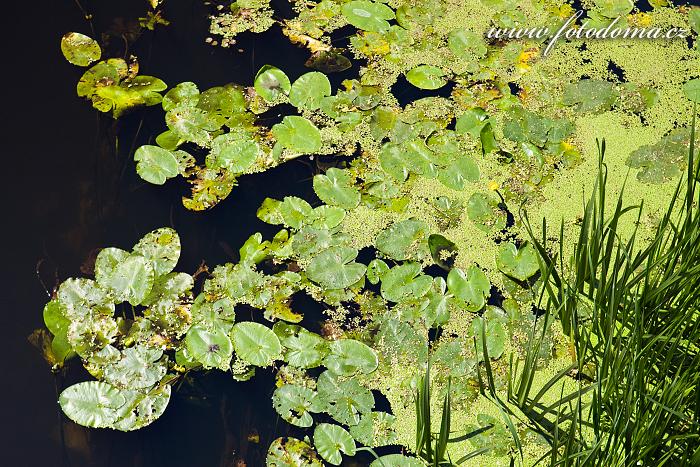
52,0,700,464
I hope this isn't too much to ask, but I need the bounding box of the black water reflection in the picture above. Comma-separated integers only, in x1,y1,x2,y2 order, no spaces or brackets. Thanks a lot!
3,1,368,465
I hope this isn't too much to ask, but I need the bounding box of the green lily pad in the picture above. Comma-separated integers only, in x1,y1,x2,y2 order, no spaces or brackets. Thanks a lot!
626,128,692,184
133,227,181,276
133,145,180,185
185,324,233,370
349,411,398,447
406,65,447,90
208,132,260,173
162,82,199,110
472,312,507,360
447,265,490,312
314,423,356,465
255,65,292,102
323,339,379,376
103,344,167,390
341,1,395,32
59,381,126,428
266,437,323,467
380,263,432,303
496,242,539,281
316,370,375,426
274,322,328,368
112,385,172,431
95,249,154,305
307,246,366,289
231,322,282,366
370,454,424,467
313,168,360,209
438,157,480,190
448,29,487,60
375,218,429,261
61,32,101,66
272,116,322,153
467,192,506,232
272,384,320,428
683,79,700,103
562,79,619,113
289,72,332,110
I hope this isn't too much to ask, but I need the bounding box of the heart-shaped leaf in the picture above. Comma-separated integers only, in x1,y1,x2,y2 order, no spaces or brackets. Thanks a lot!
272,116,322,153
255,65,291,101
61,32,101,66
231,322,282,366
314,423,356,465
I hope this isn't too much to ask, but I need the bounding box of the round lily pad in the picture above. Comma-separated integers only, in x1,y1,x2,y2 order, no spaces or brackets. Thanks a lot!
323,339,379,376
133,227,181,276
289,72,331,110
185,324,233,370
134,145,180,185
231,322,282,367
314,423,356,465
307,246,366,289
341,1,395,32
59,381,126,428
255,65,291,102
405,65,447,90
61,32,101,66
313,168,360,209
496,242,539,281
272,116,322,153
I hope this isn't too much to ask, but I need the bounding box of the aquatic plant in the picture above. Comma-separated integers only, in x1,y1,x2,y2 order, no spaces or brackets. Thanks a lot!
41,0,700,465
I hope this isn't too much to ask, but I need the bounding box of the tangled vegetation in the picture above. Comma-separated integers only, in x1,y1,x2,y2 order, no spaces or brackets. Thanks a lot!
38,0,700,465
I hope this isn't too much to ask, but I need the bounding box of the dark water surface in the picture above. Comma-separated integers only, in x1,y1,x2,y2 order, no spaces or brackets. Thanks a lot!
3,1,371,465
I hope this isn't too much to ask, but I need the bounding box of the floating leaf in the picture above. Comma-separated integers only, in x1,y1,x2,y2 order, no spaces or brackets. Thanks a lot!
467,192,506,232
496,242,539,281
133,227,181,276
103,344,167,390
272,384,320,428
314,423,356,465
313,168,361,209
232,322,282,366
134,145,181,185
289,72,332,110
305,49,352,73
683,79,700,104
307,246,366,289
448,29,487,60
208,132,260,173
380,263,432,303
438,157,480,190
473,311,507,360
61,32,101,66
162,82,199,111
316,370,375,426
406,65,447,90
272,116,322,153
375,218,429,261
323,339,379,376
185,324,233,370
274,322,329,368
562,79,619,113
341,1,395,32
112,385,171,431
370,454,424,467
95,249,154,305
428,234,457,270
255,65,292,102
349,411,398,447
266,437,323,467
447,266,490,312
626,128,692,184
59,381,126,428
